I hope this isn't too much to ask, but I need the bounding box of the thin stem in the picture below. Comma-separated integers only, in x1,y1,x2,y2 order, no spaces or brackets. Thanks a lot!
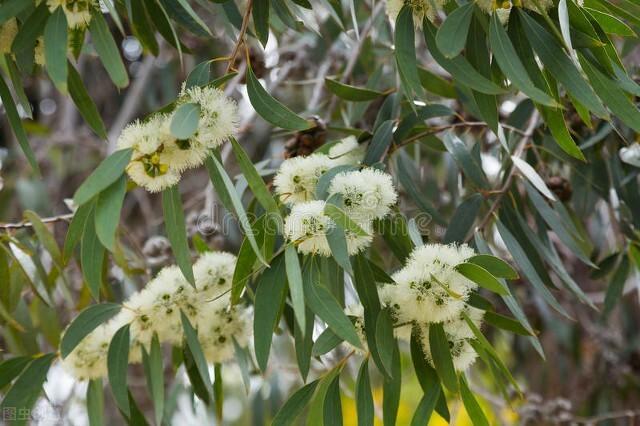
0,213,74,231
225,0,254,75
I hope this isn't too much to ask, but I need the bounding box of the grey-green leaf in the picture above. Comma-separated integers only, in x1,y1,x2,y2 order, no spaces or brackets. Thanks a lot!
170,102,201,139
73,148,132,206
60,303,121,358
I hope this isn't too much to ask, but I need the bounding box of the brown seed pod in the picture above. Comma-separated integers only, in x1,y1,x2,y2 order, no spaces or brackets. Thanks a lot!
284,116,327,158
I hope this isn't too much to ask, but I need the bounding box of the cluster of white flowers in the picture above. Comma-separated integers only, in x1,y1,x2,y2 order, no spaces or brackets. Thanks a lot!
117,86,239,192
379,243,485,372
47,0,96,28
61,252,251,380
276,137,398,256
476,0,559,24
386,0,447,28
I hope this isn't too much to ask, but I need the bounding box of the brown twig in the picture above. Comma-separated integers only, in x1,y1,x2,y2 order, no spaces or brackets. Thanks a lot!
0,213,74,231
225,0,254,75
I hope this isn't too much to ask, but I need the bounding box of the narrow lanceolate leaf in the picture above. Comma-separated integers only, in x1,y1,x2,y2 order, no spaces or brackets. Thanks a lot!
108,324,131,418
307,365,344,426
325,78,385,102
356,359,374,426
0,0,31,25
436,3,474,58
162,185,195,286
375,309,395,379
95,175,127,252
0,357,31,389
81,211,105,300
312,327,343,356
254,254,287,371
303,261,362,348
252,0,270,46
511,156,556,201
429,323,459,393
518,9,607,118
0,74,39,173
324,203,368,237
44,7,68,92
459,376,490,426
23,210,62,267
395,6,423,101
181,312,213,401
285,246,306,335
410,330,449,421
68,63,108,139
364,120,394,165
185,61,211,89
455,262,509,295
272,380,319,426
580,56,640,133
246,63,311,130
382,342,401,426
584,7,636,37
170,102,201,139
467,254,519,280
0,353,56,425
63,201,93,265
488,14,557,106
89,9,129,88
60,303,121,358
174,0,212,36
602,256,630,319
209,154,268,265
424,21,505,95
73,148,132,205
230,137,280,216
443,194,482,244
87,379,105,426
443,132,488,189
142,335,164,425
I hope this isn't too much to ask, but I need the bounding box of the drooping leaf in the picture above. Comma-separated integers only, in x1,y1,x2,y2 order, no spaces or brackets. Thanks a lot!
89,9,129,88
443,194,482,243
395,6,423,101
67,63,108,139
60,303,121,358
428,322,458,393
459,375,490,426
170,102,201,139
253,0,270,46
94,175,127,252
246,63,311,130
364,120,394,165
181,312,213,401
455,262,509,295
162,185,195,286
44,7,68,92
355,359,374,426
325,78,385,102
285,246,306,335
436,3,475,58
81,211,105,300
272,380,319,426
107,324,131,418
73,148,132,206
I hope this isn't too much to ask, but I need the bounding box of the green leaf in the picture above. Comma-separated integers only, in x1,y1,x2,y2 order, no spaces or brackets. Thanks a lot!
127,0,159,55
0,73,39,173
363,120,394,165
254,254,287,371
459,376,490,426
424,21,505,95
272,380,319,426
580,55,640,133
323,374,343,425
488,14,557,106
67,63,108,139
23,210,63,267
316,165,357,200
303,259,362,348
307,365,344,426
326,224,353,275
170,102,201,139
410,392,440,426
312,327,343,356
602,256,630,319
382,342,401,426
375,309,395,379
173,0,212,36
484,311,532,335
324,203,368,237
107,324,131,419
253,0,270,46
162,185,195,286
81,211,105,300
285,245,306,335
89,9,129,88
395,6,423,101
142,334,164,425
467,255,519,280
511,156,556,200
44,7,68,92
455,262,509,295
428,322,459,393
325,78,385,102
436,3,474,58
355,359,374,426
230,137,280,216
443,194,482,244
294,306,314,381
518,9,607,118
246,63,311,130
63,201,93,265
87,379,105,426
410,330,448,421
95,175,127,252
180,312,213,401
73,148,132,205
585,7,636,36
208,154,268,265
0,0,31,25
11,3,48,72
185,61,211,89
0,353,56,426
60,303,121,358
443,132,488,189
0,357,31,389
